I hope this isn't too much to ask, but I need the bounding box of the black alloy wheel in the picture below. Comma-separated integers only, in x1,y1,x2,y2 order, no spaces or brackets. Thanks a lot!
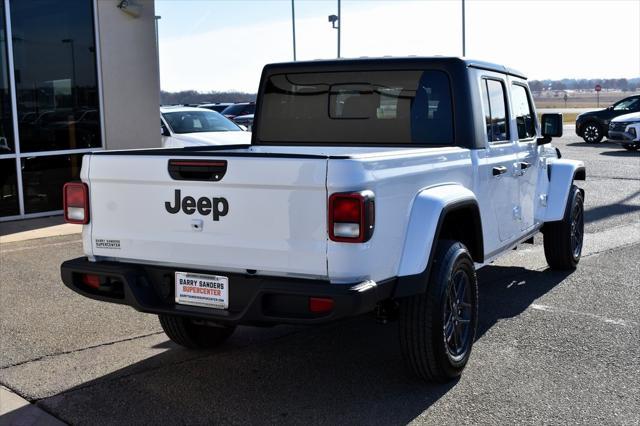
443,269,473,362
569,196,584,260
582,123,603,143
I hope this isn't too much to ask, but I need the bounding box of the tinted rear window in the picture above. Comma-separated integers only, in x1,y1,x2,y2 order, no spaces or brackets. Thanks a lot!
257,70,453,145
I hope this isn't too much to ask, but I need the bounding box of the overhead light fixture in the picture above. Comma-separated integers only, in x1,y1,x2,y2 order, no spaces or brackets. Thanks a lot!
117,0,142,18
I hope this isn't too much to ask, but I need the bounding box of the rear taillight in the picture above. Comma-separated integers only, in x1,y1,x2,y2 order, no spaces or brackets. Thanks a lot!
328,191,375,243
63,182,89,224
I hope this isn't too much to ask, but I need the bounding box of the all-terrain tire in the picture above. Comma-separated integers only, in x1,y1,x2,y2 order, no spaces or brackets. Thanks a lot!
159,314,235,349
543,185,584,270
399,240,478,382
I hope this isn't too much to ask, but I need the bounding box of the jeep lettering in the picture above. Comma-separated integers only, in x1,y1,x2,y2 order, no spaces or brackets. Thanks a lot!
164,189,229,221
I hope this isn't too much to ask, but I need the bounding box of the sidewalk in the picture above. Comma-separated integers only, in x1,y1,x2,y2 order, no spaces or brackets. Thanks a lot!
0,386,65,425
0,216,80,244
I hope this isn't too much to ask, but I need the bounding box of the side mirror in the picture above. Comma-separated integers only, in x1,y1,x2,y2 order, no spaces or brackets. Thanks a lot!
607,105,613,110
161,126,170,137
537,113,563,145
238,124,248,131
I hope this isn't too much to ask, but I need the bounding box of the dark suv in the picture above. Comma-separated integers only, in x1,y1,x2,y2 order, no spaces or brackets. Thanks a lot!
575,95,640,143
221,102,256,120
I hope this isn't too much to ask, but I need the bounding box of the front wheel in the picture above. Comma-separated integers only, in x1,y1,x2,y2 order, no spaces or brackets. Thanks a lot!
399,240,478,382
159,314,235,349
543,185,584,270
623,144,639,151
582,122,604,143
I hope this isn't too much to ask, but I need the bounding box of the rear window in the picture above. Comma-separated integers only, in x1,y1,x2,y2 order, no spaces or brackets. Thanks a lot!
257,70,453,145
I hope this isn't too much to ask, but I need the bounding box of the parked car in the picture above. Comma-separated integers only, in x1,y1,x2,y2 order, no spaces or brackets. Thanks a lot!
575,95,640,143
233,114,254,131
608,112,640,151
61,57,584,383
198,103,233,113
221,102,256,120
160,106,250,148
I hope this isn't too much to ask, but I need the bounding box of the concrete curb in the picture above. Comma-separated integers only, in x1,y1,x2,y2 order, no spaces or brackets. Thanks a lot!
0,216,81,244
0,386,66,425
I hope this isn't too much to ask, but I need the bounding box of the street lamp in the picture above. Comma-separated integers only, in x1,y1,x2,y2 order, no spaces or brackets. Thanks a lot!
328,0,341,58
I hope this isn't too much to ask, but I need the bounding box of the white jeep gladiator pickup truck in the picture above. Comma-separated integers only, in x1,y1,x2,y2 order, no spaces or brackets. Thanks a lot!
61,57,585,382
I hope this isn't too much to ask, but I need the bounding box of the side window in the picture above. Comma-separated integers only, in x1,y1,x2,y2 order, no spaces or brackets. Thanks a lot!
613,97,639,111
481,78,509,142
511,84,536,139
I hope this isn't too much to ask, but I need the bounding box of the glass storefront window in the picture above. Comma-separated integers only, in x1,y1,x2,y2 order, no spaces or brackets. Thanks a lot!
10,0,101,153
0,2,14,154
21,153,83,213
0,158,19,216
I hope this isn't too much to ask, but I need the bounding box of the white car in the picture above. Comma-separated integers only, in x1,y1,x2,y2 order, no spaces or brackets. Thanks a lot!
160,106,250,148
62,58,584,383
609,112,640,151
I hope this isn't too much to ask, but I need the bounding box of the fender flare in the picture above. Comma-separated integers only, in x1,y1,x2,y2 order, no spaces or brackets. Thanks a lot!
544,159,585,222
395,184,482,298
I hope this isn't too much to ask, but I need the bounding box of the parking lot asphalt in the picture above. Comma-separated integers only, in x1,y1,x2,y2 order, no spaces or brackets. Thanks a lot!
1,133,638,425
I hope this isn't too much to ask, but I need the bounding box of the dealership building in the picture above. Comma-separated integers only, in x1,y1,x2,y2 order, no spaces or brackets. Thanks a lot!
0,0,159,221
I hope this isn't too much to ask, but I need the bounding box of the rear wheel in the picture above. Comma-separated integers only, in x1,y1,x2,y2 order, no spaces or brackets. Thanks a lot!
582,122,603,143
543,185,584,270
159,314,235,349
399,240,478,382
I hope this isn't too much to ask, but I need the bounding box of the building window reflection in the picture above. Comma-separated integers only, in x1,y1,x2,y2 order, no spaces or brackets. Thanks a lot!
11,0,101,154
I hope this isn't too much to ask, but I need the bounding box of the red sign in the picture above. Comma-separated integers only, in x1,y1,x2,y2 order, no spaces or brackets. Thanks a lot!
595,84,602,92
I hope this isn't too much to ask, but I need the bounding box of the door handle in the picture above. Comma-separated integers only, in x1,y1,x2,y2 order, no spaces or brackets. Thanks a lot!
518,162,531,170
492,166,508,176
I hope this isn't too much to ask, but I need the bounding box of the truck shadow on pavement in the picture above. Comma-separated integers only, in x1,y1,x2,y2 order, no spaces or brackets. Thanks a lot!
43,266,571,425
584,189,640,224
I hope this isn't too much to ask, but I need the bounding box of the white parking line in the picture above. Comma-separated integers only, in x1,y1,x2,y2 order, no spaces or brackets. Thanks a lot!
530,303,637,328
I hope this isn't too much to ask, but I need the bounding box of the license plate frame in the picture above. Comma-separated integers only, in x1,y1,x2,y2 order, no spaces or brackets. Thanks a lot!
174,271,229,309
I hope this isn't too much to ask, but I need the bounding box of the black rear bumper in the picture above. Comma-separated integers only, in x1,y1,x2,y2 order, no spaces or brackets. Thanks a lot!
61,257,395,326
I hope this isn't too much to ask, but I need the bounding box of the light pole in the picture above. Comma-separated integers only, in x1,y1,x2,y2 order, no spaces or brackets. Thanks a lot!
154,15,161,80
338,0,341,58
328,0,341,58
61,38,76,105
291,0,297,61
462,0,466,57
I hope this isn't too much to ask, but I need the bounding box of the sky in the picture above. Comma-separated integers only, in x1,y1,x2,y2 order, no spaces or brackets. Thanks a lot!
155,0,640,93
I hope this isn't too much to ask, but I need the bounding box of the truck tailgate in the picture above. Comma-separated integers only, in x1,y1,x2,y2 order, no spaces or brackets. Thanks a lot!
86,154,328,278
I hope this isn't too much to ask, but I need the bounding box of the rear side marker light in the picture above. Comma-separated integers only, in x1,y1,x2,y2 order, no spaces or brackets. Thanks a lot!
82,274,101,289
309,297,335,314
329,190,375,243
63,182,89,224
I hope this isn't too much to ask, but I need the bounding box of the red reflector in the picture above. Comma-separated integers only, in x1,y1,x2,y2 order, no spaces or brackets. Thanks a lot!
332,196,361,222
309,297,334,314
82,274,101,289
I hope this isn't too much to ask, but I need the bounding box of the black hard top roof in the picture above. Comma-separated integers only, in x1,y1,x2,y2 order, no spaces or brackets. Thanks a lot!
262,56,527,80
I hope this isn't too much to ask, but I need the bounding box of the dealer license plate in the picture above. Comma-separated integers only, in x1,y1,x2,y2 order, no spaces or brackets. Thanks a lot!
174,272,229,309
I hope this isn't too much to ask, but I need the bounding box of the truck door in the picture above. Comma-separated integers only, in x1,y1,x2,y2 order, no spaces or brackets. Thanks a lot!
509,81,540,232
480,77,521,243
